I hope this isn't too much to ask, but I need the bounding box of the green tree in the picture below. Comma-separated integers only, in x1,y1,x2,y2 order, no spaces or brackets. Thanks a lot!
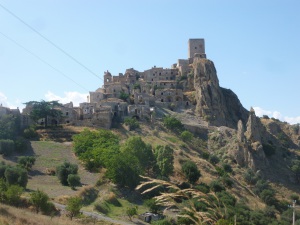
0,114,20,140
106,152,141,189
181,160,201,184
67,174,81,189
72,129,120,170
0,139,15,156
154,145,174,178
126,205,138,221
56,161,78,186
24,100,63,127
66,196,82,220
30,189,50,214
121,136,155,174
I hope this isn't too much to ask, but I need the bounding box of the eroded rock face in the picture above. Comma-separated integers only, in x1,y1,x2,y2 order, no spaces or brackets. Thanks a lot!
193,58,248,128
245,107,262,143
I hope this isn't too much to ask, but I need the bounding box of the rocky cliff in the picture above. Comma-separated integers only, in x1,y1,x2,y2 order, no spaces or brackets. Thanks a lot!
193,57,249,128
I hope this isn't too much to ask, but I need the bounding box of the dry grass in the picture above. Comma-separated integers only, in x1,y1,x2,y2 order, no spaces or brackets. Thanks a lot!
26,141,99,198
0,204,113,225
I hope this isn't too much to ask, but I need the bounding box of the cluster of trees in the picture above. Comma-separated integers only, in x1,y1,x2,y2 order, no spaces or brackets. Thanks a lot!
73,129,174,189
0,114,28,156
0,162,28,207
56,161,81,189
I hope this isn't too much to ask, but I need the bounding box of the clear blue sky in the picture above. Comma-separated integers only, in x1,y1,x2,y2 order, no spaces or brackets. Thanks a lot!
0,0,299,124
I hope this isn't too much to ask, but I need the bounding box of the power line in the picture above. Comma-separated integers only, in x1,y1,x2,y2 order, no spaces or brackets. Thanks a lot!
0,30,89,92
0,2,102,81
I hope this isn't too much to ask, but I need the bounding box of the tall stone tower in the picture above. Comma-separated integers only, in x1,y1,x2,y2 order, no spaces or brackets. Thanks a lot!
188,39,205,58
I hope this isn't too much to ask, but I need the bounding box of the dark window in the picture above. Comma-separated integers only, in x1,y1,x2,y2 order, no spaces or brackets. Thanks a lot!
66,112,69,116
161,92,163,95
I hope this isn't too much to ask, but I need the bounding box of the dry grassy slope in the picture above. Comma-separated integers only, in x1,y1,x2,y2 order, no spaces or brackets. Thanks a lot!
0,204,114,225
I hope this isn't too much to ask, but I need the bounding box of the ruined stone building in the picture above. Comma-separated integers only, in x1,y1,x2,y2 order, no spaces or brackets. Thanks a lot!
19,39,208,129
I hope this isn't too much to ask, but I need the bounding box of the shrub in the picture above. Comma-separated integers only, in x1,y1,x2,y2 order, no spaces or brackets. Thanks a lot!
14,137,27,152
67,174,81,189
144,199,160,213
209,155,220,165
4,185,23,206
222,163,233,173
4,166,28,188
202,151,210,160
56,161,78,186
119,91,129,101
23,126,38,139
18,156,36,170
94,201,110,214
78,185,98,205
180,130,193,142
210,180,225,193
194,183,210,194
181,160,201,184
221,175,234,188
124,117,139,130
30,189,50,214
0,139,15,156
163,115,184,132
105,192,121,206
244,169,259,185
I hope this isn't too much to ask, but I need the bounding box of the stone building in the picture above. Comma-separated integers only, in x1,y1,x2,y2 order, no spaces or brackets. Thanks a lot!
20,39,207,129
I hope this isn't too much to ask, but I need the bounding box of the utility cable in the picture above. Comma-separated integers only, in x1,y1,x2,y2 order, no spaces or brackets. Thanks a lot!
0,30,89,92
0,2,102,81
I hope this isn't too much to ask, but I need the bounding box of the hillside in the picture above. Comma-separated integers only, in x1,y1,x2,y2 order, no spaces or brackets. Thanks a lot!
1,109,300,224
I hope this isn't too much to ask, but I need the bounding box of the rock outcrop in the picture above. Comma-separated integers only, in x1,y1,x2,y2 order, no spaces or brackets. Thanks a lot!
193,57,248,128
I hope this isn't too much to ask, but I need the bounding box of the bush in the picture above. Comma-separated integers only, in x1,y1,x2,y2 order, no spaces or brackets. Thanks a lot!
163,115,184,132
244,169,259,185
144,199,160,213
210,180,225,193
194,183,210,194
4,166,28,188
119,91,129,101
56,161,78,186
124,117,139,130
209,155,220,165
18,156,36,170
23,126,38,139
181,160,201,184
180,131,193,142
222,163,233,173
30,189,50,214
4,185,23,206
67,174,81,189
94,201,110,214
0,139,15,156
14,137,27,152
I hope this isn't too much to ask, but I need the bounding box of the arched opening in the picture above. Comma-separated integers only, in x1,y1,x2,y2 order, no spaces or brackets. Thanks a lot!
186,101,189,106
161,99,164,102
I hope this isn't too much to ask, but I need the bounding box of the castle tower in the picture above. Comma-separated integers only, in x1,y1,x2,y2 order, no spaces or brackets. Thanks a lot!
104,70,112,85
188,39,206,58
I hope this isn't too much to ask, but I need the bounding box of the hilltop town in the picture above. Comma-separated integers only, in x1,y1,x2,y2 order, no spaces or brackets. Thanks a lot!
1,39,208,129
